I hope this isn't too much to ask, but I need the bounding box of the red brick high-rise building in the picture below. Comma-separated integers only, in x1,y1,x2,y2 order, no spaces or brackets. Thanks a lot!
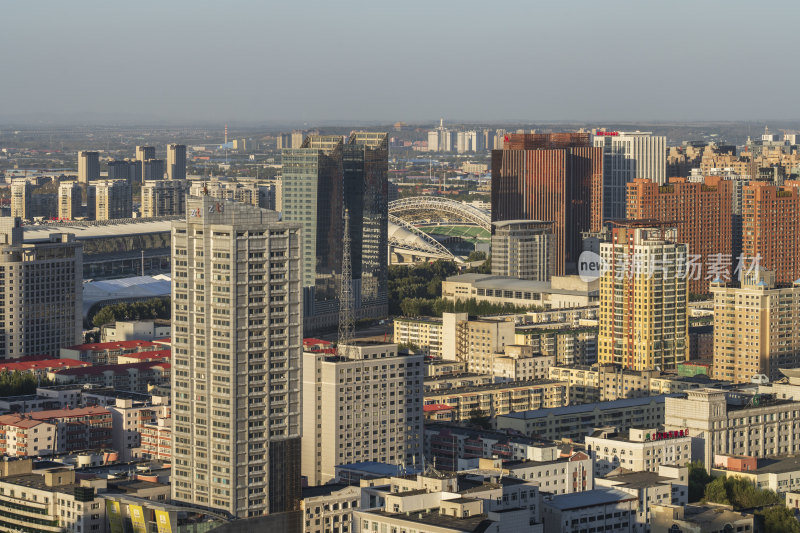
626,176,733,295
491,133,603,275
742,181,800,284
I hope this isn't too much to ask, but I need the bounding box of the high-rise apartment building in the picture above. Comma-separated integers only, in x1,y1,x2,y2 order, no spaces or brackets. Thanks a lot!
141,179,190,217
276,133,291,150
281,132,388,332
742,181,800,284
593,131,666,219
302,342,423,485
170,196,302,518
455,131,483,153
135,146,156,162
10,179,33,219
427,130,439,152
426,119,453,152
491,133,603,275
94,180,132,220
167,144,187,180
58,181,83,220
456,131,467,153
598,223,689,371
491,220,554,281
291,131,304,148
711,268,800,383
108,159,138,182
11,180,58,220
78,151,100,186
626,176,733,295
143,159,165,181
0,218,82,359
135,146,161,183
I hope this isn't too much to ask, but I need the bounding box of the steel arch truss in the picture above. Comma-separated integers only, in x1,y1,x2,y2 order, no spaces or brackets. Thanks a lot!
388,215,455,260
389,197,491,231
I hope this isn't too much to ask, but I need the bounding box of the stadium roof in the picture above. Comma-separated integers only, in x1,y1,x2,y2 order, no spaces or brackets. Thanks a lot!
82,275,171,320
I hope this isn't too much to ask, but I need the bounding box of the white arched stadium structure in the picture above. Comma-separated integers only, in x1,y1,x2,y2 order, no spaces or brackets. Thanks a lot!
387,197,491,264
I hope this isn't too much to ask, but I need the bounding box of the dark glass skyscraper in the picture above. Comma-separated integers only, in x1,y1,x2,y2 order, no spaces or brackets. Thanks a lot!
281,132,388,332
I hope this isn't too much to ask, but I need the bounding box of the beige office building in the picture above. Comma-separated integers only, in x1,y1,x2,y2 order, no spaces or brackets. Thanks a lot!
94,179,132,220
491,220,554,281
442,273,598,310
665,386,800,472
302,342,423,486
711,268,800,383
78,150,100,185
586,427,691,476
0,218,82,359
141,179,190,217
170,197,302,517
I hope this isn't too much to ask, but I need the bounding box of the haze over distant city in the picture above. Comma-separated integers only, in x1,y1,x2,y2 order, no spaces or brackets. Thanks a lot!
4,0,800,125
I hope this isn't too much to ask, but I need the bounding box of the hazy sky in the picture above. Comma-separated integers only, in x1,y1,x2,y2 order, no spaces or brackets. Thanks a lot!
3,0,799,125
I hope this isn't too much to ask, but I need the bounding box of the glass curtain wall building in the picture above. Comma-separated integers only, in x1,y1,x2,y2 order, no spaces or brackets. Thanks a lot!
281,132,388,332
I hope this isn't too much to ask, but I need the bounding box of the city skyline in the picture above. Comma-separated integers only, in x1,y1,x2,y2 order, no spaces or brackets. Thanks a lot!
4,1,800,124
7,2,800,531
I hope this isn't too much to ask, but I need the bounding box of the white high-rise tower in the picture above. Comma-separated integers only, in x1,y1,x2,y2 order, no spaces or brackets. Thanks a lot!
170,196,303,517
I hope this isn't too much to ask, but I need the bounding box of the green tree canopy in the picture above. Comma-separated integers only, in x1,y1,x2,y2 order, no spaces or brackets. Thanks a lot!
91,297,170,328
0,371,51,396
687,461,714,503
759,506,800,533
704,475,781,509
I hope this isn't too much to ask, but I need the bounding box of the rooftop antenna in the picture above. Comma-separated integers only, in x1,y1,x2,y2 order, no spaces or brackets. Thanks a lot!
337,209,355,358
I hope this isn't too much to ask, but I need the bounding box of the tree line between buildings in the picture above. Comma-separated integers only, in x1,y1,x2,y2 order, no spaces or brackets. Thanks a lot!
0,371,51,396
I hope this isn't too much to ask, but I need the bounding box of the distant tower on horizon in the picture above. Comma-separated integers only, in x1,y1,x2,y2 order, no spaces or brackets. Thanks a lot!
166,144,187,180
224,124,228,145
78,151,100,186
